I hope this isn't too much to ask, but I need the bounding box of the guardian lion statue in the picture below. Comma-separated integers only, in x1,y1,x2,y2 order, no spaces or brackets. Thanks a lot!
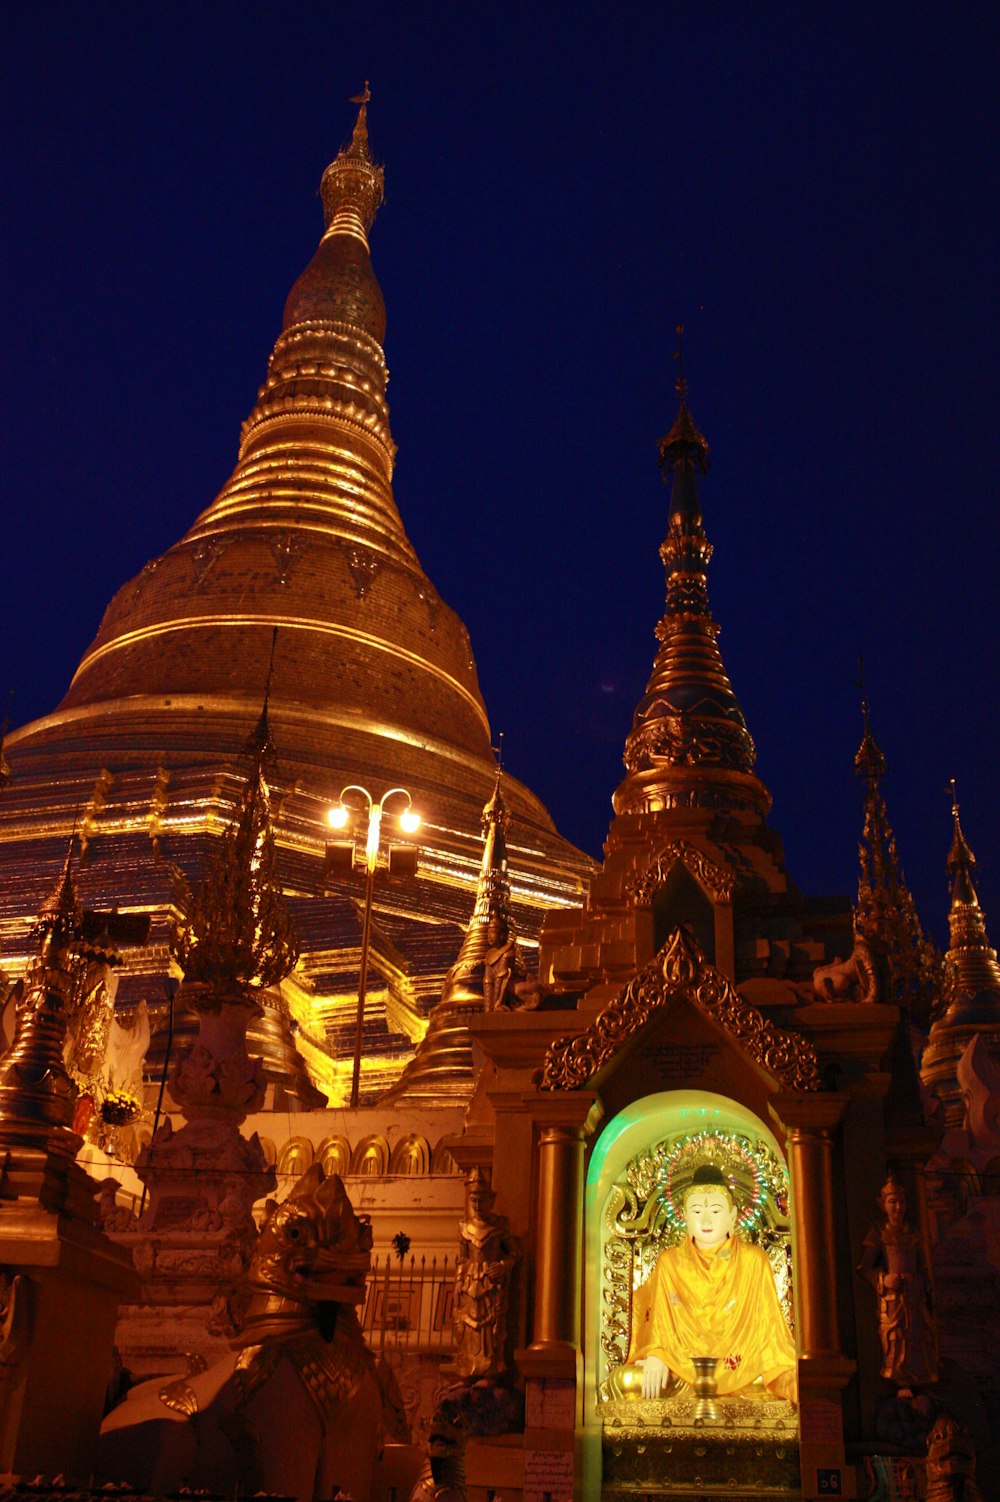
99,1164,383,1500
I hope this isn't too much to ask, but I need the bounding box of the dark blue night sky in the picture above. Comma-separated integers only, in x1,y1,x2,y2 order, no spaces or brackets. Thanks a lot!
2,4,997,944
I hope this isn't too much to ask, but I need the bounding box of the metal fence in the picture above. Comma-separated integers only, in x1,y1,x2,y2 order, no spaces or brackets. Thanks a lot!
361,1251,456,1353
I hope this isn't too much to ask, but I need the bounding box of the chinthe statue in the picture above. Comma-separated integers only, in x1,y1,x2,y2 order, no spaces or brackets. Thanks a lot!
99,1165,383,1500
858,1175,938,1394
453,1167,520,1382
627,1163,797,1404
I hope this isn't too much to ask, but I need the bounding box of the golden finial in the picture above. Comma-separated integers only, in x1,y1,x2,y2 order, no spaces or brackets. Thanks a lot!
946,777,977,897
321,82,383,236
854,657,886,783
242,627,278,766
346,81,373,160
658,324,709,475
674,323,688,404
482,733,510,837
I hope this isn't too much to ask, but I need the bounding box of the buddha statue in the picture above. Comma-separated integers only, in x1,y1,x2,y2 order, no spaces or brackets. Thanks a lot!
626,1163,797,1404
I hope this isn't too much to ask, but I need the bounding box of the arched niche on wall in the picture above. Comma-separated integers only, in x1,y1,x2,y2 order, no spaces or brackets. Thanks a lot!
389,1134,430,1176
585,1090,791,1405
258,1136,277,1168
430,1139,460,1175
351,1134,389,1177
277,1135,315,1177
317,1134,351,1178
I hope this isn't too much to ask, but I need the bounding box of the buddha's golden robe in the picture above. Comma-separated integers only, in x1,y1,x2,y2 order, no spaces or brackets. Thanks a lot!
628,1235,797,1402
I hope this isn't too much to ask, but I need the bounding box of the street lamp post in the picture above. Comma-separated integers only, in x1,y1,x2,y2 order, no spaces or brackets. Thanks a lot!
327,785,420,1108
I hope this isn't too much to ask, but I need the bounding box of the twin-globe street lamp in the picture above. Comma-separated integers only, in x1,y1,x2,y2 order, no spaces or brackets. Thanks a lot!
327,785,421,1108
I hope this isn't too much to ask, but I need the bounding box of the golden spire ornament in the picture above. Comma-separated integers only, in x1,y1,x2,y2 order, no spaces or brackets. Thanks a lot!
615,332,768,819
0,844,83,1150
170,676,298,995
852,678,939,1024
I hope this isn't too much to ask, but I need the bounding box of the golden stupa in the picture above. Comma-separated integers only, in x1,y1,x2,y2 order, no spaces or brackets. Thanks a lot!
0,92,592,1105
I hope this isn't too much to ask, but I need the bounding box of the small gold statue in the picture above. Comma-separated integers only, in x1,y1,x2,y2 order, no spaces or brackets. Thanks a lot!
453,1167,520,1382
627,1163,797,1404
858,1175,938,1394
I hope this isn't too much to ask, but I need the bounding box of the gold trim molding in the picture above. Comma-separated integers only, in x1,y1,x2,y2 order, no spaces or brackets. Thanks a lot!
539,925,821,1093
626,840,735,906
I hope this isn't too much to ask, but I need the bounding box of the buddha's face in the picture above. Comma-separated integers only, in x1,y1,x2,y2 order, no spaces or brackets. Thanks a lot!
882,1187,906,1226
684,1187,737,1250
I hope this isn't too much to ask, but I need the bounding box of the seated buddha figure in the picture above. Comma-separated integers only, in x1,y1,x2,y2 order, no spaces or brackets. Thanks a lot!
627,1163,797,1404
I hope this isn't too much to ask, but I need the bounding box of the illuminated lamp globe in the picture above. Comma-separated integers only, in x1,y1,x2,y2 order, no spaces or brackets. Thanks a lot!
327,804,349,830
399,808,421,835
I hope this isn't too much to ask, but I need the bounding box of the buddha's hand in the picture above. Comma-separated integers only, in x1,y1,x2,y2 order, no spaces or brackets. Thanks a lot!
637,1355,669,1399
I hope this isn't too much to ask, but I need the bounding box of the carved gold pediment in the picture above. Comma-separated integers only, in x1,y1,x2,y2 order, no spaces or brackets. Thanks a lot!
626,840,735,906
539,925,820,1093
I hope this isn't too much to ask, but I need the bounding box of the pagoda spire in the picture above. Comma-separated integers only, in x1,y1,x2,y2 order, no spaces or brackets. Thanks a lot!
938,780,1000,1019
852,682,939,1022
171,699,299,995
319,81,385,247
614,330,769,818
380,753,518,1105
922,785,1000,1127
0,842,83,1151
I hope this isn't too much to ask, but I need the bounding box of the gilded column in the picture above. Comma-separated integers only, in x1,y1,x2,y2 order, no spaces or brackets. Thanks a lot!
522,1093,603,1365
770,1092,854,1501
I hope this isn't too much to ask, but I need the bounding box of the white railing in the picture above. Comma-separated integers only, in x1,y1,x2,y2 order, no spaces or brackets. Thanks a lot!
361,1251,455,1353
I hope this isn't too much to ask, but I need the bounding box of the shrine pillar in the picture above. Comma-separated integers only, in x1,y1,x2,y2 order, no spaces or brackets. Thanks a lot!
770,1092,856,1501
518,1090,602,1502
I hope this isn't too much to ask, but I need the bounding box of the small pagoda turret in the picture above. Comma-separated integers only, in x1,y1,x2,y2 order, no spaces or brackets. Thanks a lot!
921,784,1000,1128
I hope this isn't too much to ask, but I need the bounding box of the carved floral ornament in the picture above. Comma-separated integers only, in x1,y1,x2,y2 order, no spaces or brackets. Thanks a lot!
626,840,736,907
539,925,821,1093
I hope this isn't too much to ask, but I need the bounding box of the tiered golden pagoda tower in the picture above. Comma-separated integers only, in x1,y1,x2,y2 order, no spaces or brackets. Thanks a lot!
538,348,852,995
0,92,591,1104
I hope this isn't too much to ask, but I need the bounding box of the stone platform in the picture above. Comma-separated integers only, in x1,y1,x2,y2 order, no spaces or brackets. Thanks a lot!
600,1391,800,1499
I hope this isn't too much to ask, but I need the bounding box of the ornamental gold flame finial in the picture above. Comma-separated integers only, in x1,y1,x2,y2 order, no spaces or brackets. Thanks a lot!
320,83,384,240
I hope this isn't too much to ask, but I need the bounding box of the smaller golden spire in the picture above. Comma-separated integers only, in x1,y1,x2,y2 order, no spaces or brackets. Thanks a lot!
616,334,766,818
939,781,1000,1017
379,751,520,1105
0,843,84,1149
852,690,939,1021
171,697,298,995
320,83,385,244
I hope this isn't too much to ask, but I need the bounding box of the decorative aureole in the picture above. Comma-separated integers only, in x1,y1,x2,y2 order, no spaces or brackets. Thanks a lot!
626,841,736,907
540,926,821,1093
594,1129,792,1405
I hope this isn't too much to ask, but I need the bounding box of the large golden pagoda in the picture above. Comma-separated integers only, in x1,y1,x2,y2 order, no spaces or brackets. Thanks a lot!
0,93,591,1104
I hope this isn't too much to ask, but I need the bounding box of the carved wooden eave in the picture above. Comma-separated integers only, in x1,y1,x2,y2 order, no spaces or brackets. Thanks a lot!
539,925,822,1093
625,839,736,906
